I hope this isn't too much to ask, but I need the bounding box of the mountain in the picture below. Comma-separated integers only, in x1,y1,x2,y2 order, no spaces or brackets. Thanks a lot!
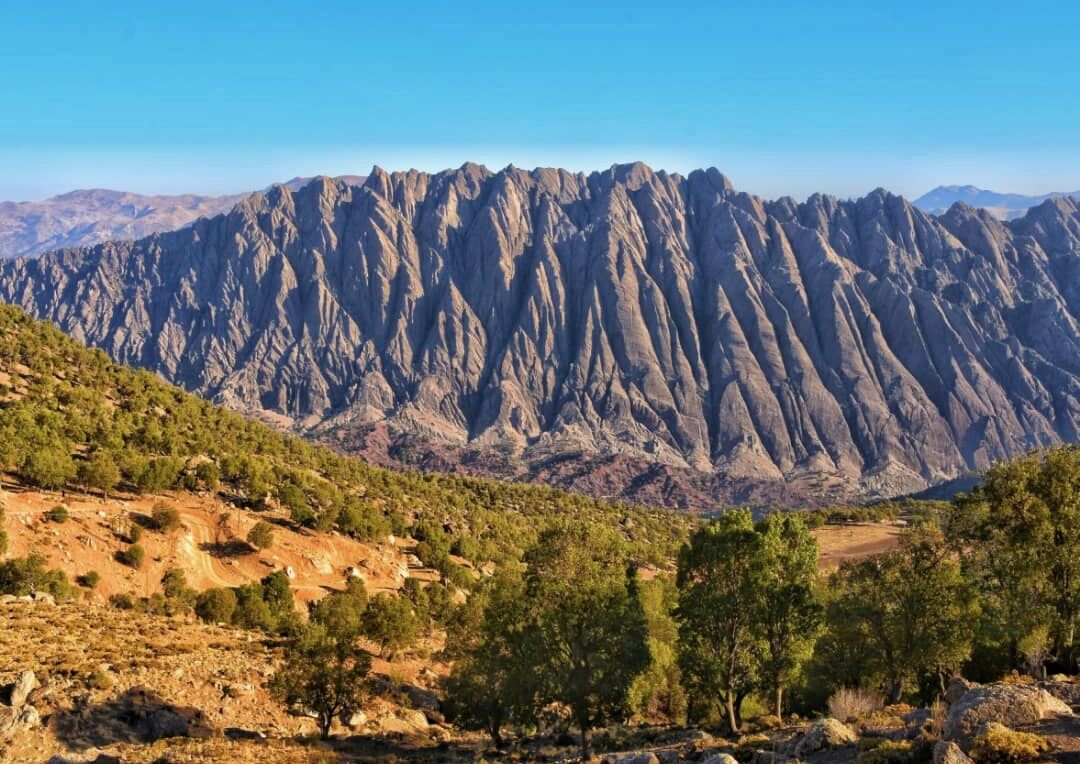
1,163,1079,509
0,176,368,260
914,185,1080,220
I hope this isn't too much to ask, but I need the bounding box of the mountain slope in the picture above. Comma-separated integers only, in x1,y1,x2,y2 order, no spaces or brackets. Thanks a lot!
2,164,1079,507
0,176,368,260
913,185,1080,220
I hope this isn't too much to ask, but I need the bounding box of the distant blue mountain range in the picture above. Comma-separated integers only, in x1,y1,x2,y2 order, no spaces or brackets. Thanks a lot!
913,185,1080,220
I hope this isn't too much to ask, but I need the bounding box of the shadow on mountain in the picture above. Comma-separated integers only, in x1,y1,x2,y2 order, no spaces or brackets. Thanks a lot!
50,686,212,749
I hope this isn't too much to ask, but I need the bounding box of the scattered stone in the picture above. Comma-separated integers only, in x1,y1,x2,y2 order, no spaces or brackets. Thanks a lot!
657,728,712,744
793,718,858,756
944,683,1073,744
934,740,974,764
702,754,739,764
608,754,659,764
9,670,38,708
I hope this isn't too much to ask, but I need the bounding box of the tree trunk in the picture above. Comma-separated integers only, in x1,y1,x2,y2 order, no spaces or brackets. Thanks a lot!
490,706,504,749
319,712,332,740
726,691,739,735
775,684,784,720
580,724,592,761
888,678,904,704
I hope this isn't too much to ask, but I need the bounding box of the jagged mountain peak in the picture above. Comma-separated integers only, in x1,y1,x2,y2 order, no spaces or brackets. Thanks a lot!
1,166,1078,509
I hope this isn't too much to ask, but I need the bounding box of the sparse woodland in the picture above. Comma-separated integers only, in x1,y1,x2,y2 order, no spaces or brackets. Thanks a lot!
0,305,1077,762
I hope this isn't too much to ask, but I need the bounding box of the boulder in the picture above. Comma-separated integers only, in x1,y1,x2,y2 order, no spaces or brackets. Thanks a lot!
8,670,38,708
0,704,40,737
933,740,974,764
702,754,739,764
657,752,681,764
944,683,1072,744
945,677,978,705
608,754,659,764
341,710,367,729
1039,679,1080,707
793,718,858,756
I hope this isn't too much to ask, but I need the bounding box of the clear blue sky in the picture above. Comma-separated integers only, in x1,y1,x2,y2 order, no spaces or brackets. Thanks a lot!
3,0,1078,201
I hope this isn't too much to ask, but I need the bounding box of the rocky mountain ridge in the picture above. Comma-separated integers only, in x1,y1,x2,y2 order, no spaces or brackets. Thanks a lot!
2,163,1079,508
0,175,366,259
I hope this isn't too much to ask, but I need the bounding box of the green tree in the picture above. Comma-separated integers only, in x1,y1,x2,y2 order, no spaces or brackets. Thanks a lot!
523,521,649,759
271,622,371,739
675,509,763,733
444,569,533,747
627,576,687,724
824,527,978,702
151,502,182,533
310,585,367,640
246,520,275,550
756,513,822,718
20,444,76,490
78,450,120,498
195,587,238,624
362,593,420,659
947,447,1080,673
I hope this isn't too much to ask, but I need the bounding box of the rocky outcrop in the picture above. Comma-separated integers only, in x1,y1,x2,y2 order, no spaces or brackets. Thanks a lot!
944,682,1073,744
3,165,1080,508
793,717,858,755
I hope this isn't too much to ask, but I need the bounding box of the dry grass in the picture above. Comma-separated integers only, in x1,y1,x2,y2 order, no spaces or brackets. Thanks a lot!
828,687,884,723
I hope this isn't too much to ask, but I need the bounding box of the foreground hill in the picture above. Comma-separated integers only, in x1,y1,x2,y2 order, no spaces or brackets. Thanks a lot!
2,164,1079,508
0,305,688,564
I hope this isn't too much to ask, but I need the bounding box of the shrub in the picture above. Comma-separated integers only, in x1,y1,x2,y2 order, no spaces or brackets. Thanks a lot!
77,570,100,588
246,520,274,550
858,739,915,764
129,525,143,543
109,592,135,610
829,687,884,722
195,587,238,624
151,502,181,533
48,505,69,522
970,723,1051,763
117,544,145,569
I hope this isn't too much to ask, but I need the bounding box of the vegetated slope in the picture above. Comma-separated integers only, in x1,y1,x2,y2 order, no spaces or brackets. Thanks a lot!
0,176,367,260
2,164,1079,509
914,185,1080,220
0,305,688,567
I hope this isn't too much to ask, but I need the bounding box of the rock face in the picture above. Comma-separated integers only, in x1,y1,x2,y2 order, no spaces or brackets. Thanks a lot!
0,176,366,260
2,164,1080,508
944,683,1073,744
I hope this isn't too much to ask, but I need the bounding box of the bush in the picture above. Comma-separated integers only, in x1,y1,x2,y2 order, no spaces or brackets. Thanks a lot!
970,723,1051,763
109,592,135,610
48,505,69,522
246,520,274,550
0,554,76,600
829,687,884,722
77,570,101,588
129,525,143,543
117,544,145,569
195,587,238,624
151,502,181,533
857,740,915,764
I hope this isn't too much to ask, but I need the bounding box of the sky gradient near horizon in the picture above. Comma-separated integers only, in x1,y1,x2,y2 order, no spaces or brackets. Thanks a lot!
3,0,1079,202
